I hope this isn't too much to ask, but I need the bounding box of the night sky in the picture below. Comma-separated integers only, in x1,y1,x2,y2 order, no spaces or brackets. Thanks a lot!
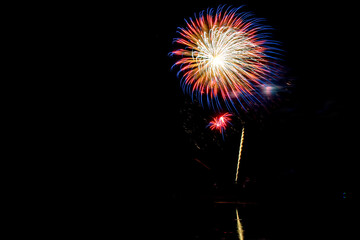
139,0,357,193
80,1,357,239
119,1,357,239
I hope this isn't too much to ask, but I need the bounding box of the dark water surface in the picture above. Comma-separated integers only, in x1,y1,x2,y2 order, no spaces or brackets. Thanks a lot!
158,185,355,240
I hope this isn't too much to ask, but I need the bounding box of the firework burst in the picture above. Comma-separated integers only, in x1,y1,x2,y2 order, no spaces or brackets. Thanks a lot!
170,5,281,112
208,112,232,136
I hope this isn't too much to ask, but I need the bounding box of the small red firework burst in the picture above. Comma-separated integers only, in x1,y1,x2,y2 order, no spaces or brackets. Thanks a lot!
208,112,232,135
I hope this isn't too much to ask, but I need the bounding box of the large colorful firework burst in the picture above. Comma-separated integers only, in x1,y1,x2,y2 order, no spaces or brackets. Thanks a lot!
170,5,282,113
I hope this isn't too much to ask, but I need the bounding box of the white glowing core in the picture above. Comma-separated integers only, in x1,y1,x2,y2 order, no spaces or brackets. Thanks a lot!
211,55,225,67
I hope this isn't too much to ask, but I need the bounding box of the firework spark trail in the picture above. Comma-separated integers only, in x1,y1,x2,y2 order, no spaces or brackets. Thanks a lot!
171,5,281,112
236,208,244,240
235,126,245,184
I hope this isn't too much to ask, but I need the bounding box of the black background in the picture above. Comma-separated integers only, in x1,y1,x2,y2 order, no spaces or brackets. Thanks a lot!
70,1,358,239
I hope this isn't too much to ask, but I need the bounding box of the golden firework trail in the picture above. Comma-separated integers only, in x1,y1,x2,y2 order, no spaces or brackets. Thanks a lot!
235,126,245,184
